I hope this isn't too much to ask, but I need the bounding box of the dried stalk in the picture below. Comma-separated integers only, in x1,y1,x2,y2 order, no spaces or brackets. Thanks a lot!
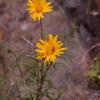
8,49,34,100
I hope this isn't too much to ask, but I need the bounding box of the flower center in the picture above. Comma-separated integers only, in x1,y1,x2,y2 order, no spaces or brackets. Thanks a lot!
47,46,55,55
36,4,43,13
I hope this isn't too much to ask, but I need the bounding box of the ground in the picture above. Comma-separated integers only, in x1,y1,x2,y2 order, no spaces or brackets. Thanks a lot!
0,0,96,100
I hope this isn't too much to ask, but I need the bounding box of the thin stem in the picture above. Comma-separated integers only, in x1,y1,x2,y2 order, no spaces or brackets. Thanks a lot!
36,63,51,100
37,63,40,83
15,79,22,100
36,63,44,100
0,49,7,77
40,20,44,39
8,50,33,100
40,62,44,79
13,52,23,78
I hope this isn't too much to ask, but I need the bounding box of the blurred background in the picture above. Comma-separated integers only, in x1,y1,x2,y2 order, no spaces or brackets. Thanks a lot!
0,0,100,100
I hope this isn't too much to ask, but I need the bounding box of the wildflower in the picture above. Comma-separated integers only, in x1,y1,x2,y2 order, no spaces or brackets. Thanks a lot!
27,0,53,21
35,34,67,63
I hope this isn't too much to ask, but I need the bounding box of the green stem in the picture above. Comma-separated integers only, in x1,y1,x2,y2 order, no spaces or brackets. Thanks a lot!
40,62,44,79
40,20,44,39
36,63,51,100
37,63,40,84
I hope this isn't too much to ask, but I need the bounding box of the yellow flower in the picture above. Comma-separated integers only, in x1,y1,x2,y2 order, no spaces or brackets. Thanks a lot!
35,34,67,63
27,0,53,21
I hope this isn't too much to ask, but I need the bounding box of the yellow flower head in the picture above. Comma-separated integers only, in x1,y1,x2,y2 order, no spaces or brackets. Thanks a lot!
35,34,67,63
27,0,53,21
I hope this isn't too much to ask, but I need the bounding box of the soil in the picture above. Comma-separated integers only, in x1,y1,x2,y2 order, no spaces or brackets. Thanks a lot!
0,0,98,100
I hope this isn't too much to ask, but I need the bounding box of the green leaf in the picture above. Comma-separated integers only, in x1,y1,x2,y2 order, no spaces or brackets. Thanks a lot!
87,70,97,78
43,92,55,100
87,60,100,79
